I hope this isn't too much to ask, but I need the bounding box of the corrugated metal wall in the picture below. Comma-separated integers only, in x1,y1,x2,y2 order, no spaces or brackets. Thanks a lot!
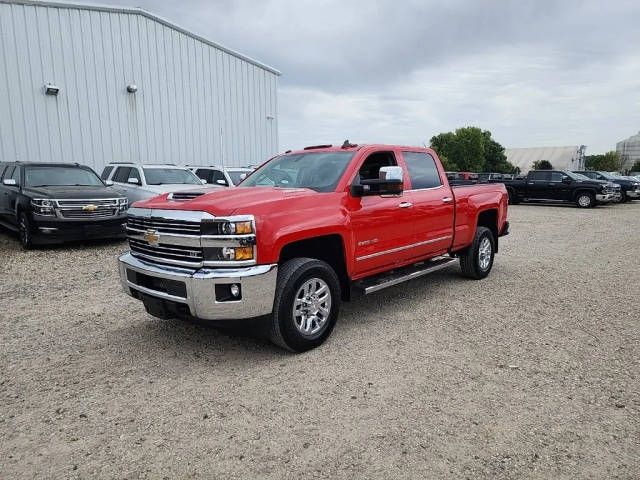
0,1,279,172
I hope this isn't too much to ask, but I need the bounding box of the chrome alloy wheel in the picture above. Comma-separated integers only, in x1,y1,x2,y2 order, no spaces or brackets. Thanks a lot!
293,278,332,337
578,195,591,207
478,236,492,271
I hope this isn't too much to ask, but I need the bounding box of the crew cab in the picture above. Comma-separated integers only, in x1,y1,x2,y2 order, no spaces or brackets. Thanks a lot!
573,171,640,202
0,162,128,248
101,163,217,204
497,170,616,207
118,144,509,352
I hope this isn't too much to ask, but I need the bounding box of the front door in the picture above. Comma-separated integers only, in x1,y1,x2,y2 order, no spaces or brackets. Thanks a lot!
348,150,415,277
545,171,573,200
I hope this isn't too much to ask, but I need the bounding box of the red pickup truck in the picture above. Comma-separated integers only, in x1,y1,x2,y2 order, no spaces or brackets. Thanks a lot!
119,144,509,352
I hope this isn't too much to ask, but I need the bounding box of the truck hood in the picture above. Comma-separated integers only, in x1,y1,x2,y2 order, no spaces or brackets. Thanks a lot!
139,184,218,195
134,186,319,215
22,185,126,199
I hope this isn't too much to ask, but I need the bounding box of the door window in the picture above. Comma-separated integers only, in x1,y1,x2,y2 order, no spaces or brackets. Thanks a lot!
530,171,549,181
403,152,442,189
356,151,397,184
101,166,114,180
212,170,227,185
195,169,211,183
3,166,15,181
10,166,21,185
550,172,563,182
113,167,131,183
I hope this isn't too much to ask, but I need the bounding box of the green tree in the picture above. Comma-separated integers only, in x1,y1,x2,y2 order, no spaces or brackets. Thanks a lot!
585,151,624,172
430,127,517,173
438,154,458,171
532,160,553,170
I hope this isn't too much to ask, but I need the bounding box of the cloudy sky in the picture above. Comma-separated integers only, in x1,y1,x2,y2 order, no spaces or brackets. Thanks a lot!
84,0,639,154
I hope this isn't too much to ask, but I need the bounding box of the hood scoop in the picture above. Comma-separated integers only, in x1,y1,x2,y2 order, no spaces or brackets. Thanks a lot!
168,191,206,201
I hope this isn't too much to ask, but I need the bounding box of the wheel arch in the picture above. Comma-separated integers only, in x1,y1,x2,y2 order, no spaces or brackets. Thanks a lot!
278,234,350,300
476,208,499,253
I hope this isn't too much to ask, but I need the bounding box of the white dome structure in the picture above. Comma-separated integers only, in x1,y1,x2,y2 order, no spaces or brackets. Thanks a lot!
616,131,640,170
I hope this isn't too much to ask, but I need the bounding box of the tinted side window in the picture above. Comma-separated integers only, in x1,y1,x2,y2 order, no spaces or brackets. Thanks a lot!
195,169,210,183
3,166,15,181
10,166,21,185
403,152,442,189
212,170,226,184
530,171,548,181
101,166,114,180
113,167,132,183
0,165,6,179
550,172,563,182
356,151,397,183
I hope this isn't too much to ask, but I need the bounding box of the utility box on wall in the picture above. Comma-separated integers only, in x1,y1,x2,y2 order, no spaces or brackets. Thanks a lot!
0,0,280,171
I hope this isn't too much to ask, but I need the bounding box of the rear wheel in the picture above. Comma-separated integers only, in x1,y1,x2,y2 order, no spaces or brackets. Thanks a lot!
270,258,341,352
459,227,495,279
18,212,34,249
576,192,595,208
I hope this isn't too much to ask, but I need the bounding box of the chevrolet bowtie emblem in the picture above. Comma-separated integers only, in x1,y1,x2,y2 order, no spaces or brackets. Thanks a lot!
83,204,98,211
144,229,160,246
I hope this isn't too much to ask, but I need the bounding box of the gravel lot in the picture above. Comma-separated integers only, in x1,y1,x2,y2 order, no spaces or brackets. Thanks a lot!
1,203,639,479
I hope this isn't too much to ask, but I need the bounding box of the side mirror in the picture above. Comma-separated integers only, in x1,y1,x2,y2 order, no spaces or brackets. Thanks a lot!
351,166,404,197
105,180,114,186
216,179,228,186
240,173,247,180
200,179,208,184
2,178,17,186
127,177,140,185
562,177,571,184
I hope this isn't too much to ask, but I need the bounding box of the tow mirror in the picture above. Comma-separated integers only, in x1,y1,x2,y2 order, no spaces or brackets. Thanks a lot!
200,179,208,184
127,177,140,185
351,166,404,197
2,178,17,186
216,179,228,186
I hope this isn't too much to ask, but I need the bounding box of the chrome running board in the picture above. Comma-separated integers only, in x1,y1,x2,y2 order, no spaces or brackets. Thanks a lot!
353,256,457,295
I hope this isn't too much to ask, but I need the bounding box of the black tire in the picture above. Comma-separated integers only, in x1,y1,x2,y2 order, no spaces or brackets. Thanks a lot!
507,188,519,205
620,191,628,203
18,211,34,249
270,257,341,353
459,226,495,280
575,192,595,208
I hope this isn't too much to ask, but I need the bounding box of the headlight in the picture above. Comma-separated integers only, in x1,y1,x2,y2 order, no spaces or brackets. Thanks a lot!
118,198,129,212
202,220,254,236
31,199,56,216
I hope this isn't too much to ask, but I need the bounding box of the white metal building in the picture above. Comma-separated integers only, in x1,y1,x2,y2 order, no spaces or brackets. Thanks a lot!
504,146,586,173
0,0,280,172
616,131,640,170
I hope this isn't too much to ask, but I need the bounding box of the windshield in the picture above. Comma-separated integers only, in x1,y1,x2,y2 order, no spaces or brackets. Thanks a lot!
240,152,355,192
562,171,584,180
143,168,201,185
596,171,616,180
227,170,250,185
25,166,103,187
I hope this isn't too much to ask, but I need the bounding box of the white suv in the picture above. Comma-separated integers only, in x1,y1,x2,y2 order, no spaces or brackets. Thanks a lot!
101,163,217,204
188,166,253,187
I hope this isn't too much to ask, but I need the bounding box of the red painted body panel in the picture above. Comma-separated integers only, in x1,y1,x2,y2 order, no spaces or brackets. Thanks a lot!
132,144,509,279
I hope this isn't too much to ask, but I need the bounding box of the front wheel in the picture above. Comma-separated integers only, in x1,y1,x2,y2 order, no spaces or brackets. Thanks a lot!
18,211,34,249
576,192,595,208
459,226,495,279
270,258,341,352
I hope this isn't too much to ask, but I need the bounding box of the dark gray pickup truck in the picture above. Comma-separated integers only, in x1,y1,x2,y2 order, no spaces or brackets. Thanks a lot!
495,170,616,207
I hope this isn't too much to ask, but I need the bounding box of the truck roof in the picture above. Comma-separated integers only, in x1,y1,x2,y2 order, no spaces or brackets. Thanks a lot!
285,143,434,155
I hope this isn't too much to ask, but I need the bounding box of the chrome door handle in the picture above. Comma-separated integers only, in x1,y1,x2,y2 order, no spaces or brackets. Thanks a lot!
398,202,412,208
441,197,453,203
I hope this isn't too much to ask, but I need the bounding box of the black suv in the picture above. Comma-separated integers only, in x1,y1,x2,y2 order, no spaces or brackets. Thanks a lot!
0,162,128,248
573,171,640,202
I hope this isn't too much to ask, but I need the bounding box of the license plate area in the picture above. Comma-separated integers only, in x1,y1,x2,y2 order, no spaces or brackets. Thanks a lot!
126,269,187,298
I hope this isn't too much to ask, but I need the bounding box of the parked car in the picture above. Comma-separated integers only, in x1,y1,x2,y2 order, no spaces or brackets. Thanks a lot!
495,170,615,207
100,163,216,204
571,172,622,202
188,166,253,187
445,171,479,184
573,171,640,202
118,143,509,352
0,162,128,248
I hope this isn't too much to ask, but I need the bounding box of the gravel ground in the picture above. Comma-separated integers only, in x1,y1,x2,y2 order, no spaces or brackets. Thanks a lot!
1,203,639,479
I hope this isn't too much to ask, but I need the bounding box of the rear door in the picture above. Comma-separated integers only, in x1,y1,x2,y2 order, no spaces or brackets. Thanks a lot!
525,171,549,198
401,151,455,257
348,149,416,276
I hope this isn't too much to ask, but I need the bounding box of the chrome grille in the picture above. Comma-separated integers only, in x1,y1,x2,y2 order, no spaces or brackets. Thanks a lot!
126,216,201,235
129,238,203,266
55,198,120,219
61,209,117,218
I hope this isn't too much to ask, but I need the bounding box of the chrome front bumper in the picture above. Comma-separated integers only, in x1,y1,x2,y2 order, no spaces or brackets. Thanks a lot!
626,190,640,198
119,253,277,320
596,193,614,202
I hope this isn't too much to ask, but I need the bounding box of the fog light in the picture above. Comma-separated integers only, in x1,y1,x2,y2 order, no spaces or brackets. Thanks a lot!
230,284,240,298
221,247,235,260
